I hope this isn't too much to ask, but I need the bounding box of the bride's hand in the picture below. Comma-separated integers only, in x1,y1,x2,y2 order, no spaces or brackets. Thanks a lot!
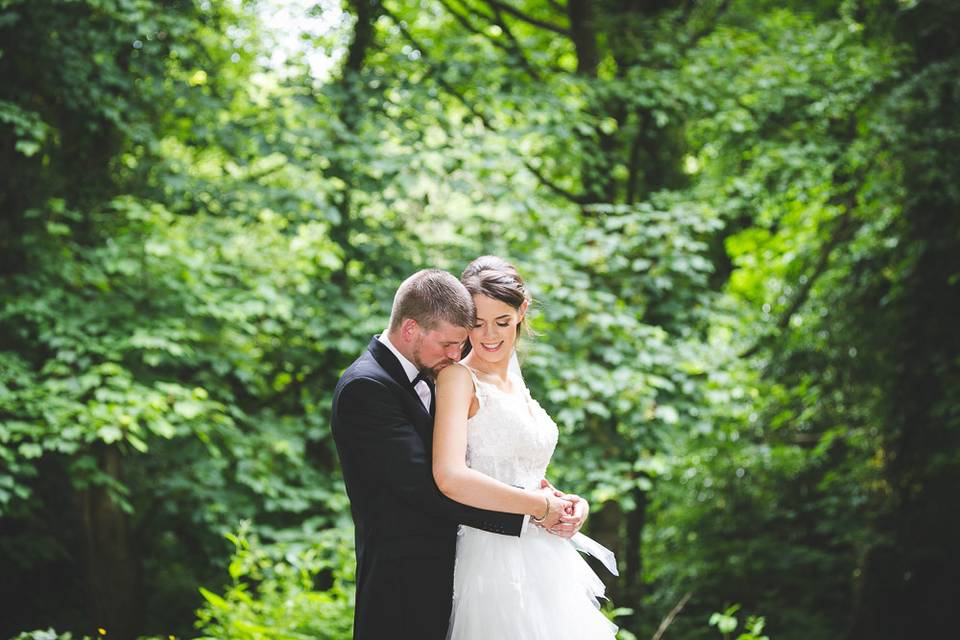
540,478,578,510
548,496,589,539
536,491,573,528
537,479,586,533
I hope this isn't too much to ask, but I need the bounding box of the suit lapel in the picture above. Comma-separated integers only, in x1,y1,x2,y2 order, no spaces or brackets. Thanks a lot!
366,337,434,427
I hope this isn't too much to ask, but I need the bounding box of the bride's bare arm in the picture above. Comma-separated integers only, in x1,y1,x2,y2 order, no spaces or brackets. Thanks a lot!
432,364,568,523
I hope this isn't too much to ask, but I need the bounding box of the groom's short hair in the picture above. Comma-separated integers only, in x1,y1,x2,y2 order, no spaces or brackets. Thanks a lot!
389,269,476,331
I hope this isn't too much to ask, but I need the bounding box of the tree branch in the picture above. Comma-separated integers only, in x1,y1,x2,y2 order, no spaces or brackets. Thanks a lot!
778,210,860,334
740,208,861,359
489,4,540,80
521,157,590,204
464,0,571,75
566,0,598,77
625,111,647,205
380,5,588,205
343,0,382,76
438,0,541,81
480,0,570,36
683,0,731,52
652,591,693,640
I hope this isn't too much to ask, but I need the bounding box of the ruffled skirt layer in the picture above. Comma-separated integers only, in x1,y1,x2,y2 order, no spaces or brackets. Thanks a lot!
447,524,618,639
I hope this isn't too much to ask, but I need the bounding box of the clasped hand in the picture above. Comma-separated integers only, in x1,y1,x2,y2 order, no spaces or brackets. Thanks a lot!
533,479,589,539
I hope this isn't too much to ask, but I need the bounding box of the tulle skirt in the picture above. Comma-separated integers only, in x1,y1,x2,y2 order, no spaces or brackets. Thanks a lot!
447,523,618,639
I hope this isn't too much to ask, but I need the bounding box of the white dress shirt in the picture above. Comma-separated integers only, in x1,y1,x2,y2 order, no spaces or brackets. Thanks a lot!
378,332,431,411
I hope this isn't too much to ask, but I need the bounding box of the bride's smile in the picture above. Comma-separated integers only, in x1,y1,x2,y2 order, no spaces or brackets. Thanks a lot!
479,340,503,352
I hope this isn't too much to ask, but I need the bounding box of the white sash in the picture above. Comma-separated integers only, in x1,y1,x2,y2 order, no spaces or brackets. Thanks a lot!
570,532,619,576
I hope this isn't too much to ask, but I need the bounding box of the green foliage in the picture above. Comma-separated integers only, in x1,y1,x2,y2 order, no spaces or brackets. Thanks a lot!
0,193,346,511
505,197,720,509
194,522,354,640
710,604,770,640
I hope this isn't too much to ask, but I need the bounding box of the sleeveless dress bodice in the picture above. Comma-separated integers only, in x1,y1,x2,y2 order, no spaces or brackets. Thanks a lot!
463,367,558,491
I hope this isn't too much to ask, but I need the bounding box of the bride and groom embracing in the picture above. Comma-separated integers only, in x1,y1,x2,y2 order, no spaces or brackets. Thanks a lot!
331,256,618,639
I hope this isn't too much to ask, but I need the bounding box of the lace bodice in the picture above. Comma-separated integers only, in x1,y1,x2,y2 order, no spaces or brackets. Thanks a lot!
458,363,559,490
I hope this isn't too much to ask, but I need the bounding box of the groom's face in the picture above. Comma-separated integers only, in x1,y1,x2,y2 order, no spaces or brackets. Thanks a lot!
413,320,469,377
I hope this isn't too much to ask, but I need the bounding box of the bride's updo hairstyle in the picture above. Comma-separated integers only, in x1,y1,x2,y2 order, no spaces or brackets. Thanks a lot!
460,256,531,358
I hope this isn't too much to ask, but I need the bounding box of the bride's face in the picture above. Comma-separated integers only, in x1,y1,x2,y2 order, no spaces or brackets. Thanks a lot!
468,294,527,365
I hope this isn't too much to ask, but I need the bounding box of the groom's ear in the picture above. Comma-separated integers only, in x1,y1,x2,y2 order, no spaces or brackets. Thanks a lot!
399,317,420,342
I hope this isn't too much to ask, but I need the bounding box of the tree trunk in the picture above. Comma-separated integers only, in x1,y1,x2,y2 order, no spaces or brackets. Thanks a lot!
326,0,383,286
619,484,648,629
74,443,143,640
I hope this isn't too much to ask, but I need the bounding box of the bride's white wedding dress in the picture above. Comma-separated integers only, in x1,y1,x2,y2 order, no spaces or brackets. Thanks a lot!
447,363,618,639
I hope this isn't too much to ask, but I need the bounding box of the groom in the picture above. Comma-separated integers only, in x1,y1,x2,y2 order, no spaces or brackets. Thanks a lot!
331,269,575,640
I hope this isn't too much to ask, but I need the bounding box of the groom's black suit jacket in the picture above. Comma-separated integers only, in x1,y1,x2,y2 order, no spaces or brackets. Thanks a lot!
331,336,524,640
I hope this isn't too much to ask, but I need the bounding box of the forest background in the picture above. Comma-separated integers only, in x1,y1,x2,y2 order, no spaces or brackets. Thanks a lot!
1,0,958,639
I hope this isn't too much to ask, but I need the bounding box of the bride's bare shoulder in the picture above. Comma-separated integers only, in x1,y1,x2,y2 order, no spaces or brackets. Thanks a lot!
436,362,474,388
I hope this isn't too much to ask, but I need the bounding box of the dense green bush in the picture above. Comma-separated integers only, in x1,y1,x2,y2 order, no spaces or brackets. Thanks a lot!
194,523,355,640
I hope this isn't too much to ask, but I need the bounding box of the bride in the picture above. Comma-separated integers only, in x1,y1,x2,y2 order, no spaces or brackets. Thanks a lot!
432,256,618,639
